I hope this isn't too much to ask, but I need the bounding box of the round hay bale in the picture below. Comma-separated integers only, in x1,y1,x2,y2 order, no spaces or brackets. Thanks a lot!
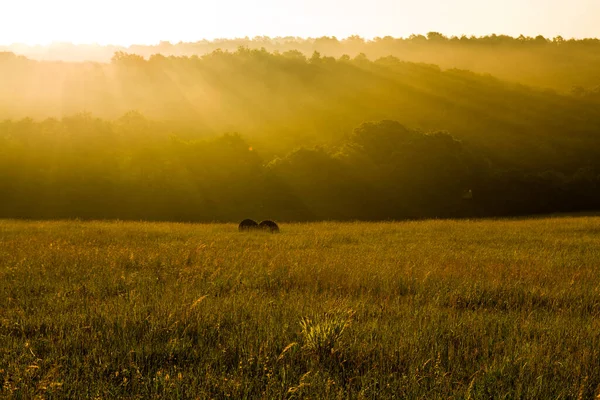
238,219,259,232
259,220,280,233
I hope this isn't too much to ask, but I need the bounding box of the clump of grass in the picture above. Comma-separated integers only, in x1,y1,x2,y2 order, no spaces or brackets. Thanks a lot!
300,309,354,360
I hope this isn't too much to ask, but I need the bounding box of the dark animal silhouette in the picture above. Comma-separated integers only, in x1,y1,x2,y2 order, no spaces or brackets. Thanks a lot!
238,219,259,232
259,220,280,233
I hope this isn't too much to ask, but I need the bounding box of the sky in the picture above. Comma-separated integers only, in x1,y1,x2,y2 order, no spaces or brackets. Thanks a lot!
1,0,599,46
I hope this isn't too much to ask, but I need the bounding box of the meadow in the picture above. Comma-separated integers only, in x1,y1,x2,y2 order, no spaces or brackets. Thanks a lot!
1,216,599,398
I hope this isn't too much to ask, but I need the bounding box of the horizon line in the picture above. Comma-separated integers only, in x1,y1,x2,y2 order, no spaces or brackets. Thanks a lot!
2,32,600,48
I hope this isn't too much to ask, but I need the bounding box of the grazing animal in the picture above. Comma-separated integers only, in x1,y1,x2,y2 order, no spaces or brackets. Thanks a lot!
238,219,259,232
259,220,280,233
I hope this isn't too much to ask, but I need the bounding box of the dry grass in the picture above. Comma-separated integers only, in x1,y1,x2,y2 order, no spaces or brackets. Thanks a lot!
1,217,600,398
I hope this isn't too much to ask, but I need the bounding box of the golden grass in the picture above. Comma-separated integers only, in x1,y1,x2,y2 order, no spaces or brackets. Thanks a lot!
1,217,599,398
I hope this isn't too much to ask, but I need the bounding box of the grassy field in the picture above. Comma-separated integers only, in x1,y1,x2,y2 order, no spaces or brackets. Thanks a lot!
1,217,600,399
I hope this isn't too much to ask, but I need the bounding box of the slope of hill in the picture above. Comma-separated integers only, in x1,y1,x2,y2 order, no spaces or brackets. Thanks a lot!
4,34,600,91
1,49,600,170
2,49,600,221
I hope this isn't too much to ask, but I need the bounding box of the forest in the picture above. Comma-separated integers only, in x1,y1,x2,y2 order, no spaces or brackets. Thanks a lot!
4,34,600,91
1,42,600,221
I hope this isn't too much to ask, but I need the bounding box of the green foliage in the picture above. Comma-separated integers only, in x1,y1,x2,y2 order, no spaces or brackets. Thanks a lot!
1,218,600,398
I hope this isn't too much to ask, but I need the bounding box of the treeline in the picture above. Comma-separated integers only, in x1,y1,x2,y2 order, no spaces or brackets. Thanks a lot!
1,116,599,222
3,34,600,90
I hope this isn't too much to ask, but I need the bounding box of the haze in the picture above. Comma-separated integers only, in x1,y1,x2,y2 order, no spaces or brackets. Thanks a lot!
2,0,600,46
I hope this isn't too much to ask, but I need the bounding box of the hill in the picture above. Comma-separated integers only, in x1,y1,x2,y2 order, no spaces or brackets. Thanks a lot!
4,34,600,91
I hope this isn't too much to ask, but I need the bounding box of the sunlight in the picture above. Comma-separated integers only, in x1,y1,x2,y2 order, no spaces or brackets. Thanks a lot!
1,0,599,46
1,1,600,397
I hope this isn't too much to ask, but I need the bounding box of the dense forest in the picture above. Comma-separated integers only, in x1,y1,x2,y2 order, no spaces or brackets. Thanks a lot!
4,34,600,90
1,44,600,221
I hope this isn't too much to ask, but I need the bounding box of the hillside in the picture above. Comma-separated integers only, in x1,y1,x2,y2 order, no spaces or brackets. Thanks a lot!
4,34,600,91
1,49,600,172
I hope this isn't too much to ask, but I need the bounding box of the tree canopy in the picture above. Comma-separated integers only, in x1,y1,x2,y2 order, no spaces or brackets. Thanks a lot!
1,47,600,221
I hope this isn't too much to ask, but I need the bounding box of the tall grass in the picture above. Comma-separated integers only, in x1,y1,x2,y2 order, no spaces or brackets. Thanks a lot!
1,217,599,398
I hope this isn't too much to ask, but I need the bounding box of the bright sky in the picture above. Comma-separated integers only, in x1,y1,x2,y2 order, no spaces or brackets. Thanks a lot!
1,0,599,45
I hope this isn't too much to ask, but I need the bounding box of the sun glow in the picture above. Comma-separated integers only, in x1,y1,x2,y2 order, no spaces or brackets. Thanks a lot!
1,0,599,46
